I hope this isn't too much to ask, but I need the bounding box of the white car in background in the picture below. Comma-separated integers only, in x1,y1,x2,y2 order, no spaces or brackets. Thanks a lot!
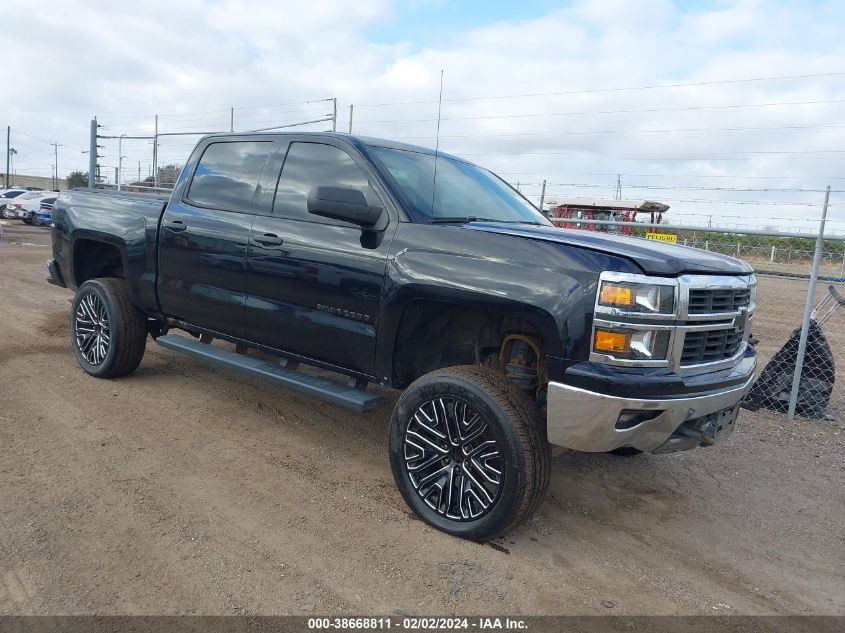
4,191,56,219
22,194,57,223
0,189,29,218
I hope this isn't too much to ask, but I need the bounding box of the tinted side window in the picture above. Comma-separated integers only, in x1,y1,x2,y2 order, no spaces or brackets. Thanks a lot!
186,141,272,211
273,142,376,222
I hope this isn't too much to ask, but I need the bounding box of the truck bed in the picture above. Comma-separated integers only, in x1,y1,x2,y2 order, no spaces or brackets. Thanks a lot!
52,187,171,315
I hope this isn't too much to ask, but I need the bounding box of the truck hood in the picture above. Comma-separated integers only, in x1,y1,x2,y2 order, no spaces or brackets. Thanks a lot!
466,222,752,276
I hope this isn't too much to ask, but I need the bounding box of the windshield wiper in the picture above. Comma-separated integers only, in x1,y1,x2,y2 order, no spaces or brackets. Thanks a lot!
428,216,488,224
428,216,545,226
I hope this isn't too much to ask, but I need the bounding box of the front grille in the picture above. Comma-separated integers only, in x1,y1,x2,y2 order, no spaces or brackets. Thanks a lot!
681,327,745,365
688,288,751,314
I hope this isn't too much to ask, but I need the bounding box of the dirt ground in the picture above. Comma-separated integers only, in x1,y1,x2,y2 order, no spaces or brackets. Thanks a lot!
1,221,843,616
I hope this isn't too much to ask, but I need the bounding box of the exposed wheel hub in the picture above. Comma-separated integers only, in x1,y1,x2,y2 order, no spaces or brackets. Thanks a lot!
403,397,504,521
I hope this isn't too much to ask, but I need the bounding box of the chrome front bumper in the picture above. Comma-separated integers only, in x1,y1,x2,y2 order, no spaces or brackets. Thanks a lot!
546,374,754,453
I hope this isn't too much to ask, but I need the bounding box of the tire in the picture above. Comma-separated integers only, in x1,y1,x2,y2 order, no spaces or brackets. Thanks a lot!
1,208,13,219
70,278,147,378
389,365,549,541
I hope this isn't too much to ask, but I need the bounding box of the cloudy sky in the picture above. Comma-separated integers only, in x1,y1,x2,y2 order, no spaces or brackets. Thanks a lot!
2,0,843,231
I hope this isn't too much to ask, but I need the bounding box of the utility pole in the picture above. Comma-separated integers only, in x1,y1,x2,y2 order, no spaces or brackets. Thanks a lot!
332,98,337,132
348,104,353,133
51,142,61,189
88,118,97,188
5,126,9,188
539,179,547,211
230,107,234,133
153,114,159,188
117,134,126,191
138,161,141,183
614,174,622,200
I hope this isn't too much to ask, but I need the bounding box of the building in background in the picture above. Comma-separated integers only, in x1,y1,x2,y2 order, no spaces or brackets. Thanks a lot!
0,173,65,190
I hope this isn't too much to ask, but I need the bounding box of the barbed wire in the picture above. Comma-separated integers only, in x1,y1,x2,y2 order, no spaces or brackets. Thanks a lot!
537,197,842,207
512,182,843,193
497,171,845,180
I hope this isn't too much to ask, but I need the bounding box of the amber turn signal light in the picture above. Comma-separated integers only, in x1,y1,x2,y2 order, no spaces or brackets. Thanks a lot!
594,329,631,354
599,283,635,307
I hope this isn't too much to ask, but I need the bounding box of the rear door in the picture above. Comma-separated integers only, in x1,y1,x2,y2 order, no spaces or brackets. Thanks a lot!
157,138,273,338
245,139,396,375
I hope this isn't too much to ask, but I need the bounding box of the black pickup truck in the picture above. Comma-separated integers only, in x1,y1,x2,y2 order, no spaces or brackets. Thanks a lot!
48,132,757,540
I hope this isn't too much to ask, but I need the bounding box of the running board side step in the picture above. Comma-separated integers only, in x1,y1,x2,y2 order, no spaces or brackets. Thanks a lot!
155,334,382,412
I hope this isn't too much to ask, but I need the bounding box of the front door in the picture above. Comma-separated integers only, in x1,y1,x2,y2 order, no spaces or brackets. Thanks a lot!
245,140,395,376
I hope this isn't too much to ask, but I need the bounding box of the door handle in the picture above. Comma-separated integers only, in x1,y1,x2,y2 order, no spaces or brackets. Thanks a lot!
254,233,284,247
163,220,187,232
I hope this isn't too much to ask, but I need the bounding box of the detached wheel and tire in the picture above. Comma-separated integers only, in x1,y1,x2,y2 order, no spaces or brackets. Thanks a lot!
389,366,549,541
70,278,147,378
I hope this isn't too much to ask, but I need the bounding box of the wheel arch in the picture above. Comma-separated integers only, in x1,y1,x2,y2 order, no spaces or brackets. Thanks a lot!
384,294,562,389
69,233,129,289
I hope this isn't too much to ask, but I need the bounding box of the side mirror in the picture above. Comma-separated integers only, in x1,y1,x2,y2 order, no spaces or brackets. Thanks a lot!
307,186,384,228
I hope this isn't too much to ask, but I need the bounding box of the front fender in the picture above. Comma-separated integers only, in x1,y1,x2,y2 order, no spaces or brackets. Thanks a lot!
375,223,639,383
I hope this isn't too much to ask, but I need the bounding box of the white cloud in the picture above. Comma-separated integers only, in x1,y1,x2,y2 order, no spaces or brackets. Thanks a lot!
1,0,843,230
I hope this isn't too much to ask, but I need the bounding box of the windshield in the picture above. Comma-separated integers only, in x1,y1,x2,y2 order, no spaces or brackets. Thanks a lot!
1,190,24,198
371,147,550,225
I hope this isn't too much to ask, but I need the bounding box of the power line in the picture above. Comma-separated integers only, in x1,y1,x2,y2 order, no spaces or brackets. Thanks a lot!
232,98,335,112
350,71,845,107
11,129,57,144
355,98,845,124
102,97,335,121
388,122,845,140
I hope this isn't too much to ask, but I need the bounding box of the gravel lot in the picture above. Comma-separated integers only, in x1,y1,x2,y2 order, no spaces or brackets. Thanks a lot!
1,221,843,616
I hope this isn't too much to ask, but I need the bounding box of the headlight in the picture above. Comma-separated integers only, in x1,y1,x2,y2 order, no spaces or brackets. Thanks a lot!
598,281,674,315
594,327,671,361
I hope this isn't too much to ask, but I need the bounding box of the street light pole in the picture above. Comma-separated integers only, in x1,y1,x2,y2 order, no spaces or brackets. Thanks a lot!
5,126,9,188
9,148,17,185
89,118,97,188
117,134,126,191
153,115,158,188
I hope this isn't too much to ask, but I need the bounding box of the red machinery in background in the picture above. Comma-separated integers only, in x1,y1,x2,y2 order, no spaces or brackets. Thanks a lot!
545,198,670,234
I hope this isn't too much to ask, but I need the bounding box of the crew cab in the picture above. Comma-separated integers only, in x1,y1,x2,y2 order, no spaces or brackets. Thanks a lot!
48,132,757,540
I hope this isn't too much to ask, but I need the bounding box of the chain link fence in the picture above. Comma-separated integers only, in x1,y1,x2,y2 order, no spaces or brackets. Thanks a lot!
547,212,845,423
